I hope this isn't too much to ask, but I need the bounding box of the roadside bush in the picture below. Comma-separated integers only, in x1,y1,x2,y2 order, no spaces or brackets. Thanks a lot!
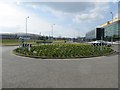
14,44,113,59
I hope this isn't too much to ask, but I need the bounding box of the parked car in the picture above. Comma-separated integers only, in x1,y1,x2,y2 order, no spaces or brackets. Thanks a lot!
88,40,112,46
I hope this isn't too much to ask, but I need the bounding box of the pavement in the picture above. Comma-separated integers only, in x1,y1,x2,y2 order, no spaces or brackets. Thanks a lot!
2,45,118,88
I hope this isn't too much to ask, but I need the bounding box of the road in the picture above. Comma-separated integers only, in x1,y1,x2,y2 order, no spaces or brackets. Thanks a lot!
2,45,118,88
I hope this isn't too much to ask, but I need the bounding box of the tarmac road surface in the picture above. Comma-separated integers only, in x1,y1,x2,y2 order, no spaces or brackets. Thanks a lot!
2,45,118,88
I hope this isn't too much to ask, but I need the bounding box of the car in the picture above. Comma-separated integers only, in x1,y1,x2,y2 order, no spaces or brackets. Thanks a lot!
88,40,111,46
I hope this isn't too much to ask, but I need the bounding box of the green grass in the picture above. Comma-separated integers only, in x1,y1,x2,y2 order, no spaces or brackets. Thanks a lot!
35,40,65,44
0,39,66,46
14,43,113,59
0,39,36,46
53,40,65,44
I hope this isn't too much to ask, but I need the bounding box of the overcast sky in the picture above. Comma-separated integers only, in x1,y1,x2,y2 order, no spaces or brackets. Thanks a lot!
0,0,119,37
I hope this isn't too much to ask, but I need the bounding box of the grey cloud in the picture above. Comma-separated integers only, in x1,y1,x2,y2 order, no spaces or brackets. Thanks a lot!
118,2,120,17
26,2,96,13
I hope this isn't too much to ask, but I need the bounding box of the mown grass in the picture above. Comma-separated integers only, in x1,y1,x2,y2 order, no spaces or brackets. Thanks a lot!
0,39,36,46
0,39,65,46
53,40,65,44
14,43,113,59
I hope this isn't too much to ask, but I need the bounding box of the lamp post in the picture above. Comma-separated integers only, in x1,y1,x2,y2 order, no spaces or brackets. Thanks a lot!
51,24,55,40
110,12,113,44
26,16,29,44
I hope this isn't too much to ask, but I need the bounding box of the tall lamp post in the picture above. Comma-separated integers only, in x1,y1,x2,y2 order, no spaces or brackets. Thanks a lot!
26,16,29,44
51,24,55,40
110,12,113,44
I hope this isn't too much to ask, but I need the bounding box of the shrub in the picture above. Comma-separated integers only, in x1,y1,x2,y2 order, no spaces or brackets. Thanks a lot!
15,44,113,59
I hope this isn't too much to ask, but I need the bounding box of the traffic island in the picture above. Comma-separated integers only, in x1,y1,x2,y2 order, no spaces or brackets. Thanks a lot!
13,44,115,59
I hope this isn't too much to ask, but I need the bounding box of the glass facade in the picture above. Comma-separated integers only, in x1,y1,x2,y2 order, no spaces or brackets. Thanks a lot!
86,20,119,40
104,21,119,37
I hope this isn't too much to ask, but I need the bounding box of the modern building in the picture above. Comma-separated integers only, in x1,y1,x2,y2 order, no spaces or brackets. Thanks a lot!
86,18,120,41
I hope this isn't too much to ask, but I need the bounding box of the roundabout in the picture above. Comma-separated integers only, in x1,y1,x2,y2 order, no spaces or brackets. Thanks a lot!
13,44,114,59
2,45,118,88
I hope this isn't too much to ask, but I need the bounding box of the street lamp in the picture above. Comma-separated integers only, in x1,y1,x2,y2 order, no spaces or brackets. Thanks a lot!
51,24,55,40
26,16,29,44
110,12,113,44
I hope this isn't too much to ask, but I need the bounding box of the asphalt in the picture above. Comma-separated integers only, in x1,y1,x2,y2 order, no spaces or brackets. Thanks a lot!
2,45,118,88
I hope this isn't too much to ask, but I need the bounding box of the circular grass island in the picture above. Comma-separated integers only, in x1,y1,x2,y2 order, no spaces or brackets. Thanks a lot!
13,44,114,59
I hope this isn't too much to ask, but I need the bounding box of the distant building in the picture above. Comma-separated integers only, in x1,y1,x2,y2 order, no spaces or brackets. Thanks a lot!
0,33,40,39
86,18,120,41
0,33,17,39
